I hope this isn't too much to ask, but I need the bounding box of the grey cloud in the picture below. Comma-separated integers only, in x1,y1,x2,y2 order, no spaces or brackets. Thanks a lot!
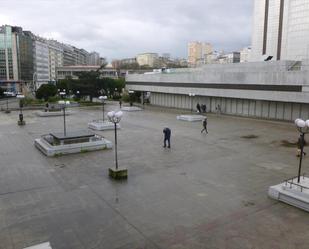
1,0,253,60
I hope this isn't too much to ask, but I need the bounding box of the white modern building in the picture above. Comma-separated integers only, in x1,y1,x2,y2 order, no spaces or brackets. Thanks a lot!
251,0,309,61
240,47,252,63
126,60,309,121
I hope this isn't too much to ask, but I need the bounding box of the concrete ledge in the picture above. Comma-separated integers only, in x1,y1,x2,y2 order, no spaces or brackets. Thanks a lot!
34,135,112,157
268,177,309,212
109,167,128,179
18,120,26,126
35,110,73,117
177,114,205,122
24,242,52,249
88,121,120,131
122,106,143,111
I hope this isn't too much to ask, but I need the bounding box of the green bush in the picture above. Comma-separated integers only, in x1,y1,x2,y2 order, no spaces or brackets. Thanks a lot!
48,96,62,103
36,84,58,101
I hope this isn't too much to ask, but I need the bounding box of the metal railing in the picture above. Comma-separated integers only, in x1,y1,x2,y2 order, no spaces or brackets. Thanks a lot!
285,173,309,192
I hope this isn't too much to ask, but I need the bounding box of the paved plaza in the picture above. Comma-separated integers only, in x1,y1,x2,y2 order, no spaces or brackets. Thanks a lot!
0,102,309,249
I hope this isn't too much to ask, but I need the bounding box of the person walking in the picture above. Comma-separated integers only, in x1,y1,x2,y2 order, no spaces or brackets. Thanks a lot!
201,117,208,134
297,137,306,157
119,100,122,109
196,103,201,113
201,104,206,113
163,127,171,148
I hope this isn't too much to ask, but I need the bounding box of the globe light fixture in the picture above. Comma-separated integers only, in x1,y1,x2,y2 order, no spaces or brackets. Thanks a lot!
188,92,195,113
107,110,127,179
295,118,309,183
16,94,25,125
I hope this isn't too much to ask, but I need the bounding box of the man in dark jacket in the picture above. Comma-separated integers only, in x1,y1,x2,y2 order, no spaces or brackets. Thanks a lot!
201,117,208,134
163,127,171,148
196,103,201,113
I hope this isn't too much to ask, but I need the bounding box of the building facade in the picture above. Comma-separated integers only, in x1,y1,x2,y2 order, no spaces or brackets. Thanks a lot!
47,40,63,82
33,37,50,88
188,41,213,67
56,65,118,80
240,47,252,63
251,0,309,61
89,51,100,65
136,53,159,67
0,25,23,92
126,60,309,121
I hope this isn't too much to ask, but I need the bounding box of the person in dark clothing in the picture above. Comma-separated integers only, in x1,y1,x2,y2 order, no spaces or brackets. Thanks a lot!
45,102,49,112
297,136,306,157
201,117,208,134
163,127,171,148
196,103,201,113
201,104,206,113
119,100,122,108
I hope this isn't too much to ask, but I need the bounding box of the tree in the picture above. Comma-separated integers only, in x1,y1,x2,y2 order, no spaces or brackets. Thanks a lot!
36,84,58,101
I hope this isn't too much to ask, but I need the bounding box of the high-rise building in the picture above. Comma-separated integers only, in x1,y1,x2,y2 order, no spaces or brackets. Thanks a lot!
73,47,89,65
33,36,50,88
47,40,63,82
251,0,309,61
136,53,159,67
18,31,34,82
89,51,100,66
240,47,252,63
63,44,75,66
0,25,19,81
188,42,212,67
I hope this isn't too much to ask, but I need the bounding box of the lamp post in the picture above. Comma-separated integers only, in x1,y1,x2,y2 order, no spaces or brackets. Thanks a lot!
3,91,12,113
188,93,195,113
128,90,134,107
17,94,25,125
99,95,107,122
59,89,66,99
32,72,37,93
58,100,70,136
295,118,309,183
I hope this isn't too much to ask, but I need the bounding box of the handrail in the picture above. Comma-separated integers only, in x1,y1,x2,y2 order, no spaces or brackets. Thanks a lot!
284,173,308,192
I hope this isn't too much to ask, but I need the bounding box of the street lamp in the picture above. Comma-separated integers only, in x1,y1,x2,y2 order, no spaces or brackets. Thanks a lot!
188,93,195,113
17,94,25,125
295,118,309,183
58,100,70,136
128,90,134,107
32,72,37,93
59,90,66,99
99,95,107,122
3,91,12,113
107,110,127,179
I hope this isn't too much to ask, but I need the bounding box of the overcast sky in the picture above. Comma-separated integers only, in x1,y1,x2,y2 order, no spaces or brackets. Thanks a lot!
0,0,253,61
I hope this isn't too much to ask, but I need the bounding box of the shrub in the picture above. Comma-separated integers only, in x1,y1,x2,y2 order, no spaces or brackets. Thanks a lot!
36,84,58,101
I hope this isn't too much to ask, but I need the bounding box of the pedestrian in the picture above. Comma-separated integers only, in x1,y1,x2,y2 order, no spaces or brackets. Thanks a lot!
196,103,201,113
201,104,206,113
297,137,306,157
119,100,122,109
201,117,208,134
163,127,171,148
45,102,49,112
216,104,221,115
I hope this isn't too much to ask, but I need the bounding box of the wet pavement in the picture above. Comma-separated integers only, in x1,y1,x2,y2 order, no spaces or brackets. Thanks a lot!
0,102,308,249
